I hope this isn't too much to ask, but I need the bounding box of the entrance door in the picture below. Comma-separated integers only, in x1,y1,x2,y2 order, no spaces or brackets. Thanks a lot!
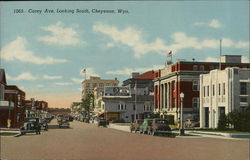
205,108,209,128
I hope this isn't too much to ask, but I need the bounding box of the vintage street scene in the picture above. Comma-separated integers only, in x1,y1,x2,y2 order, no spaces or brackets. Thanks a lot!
0,1,250,160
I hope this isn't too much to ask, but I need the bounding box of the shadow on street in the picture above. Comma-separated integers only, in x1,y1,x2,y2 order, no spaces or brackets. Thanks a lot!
48,125,72,129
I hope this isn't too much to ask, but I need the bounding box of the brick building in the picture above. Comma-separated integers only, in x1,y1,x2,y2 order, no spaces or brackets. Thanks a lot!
154,55,250,123
0,69,26,128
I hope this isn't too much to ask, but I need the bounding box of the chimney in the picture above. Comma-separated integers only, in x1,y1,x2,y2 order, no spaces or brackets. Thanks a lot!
220,55,242,63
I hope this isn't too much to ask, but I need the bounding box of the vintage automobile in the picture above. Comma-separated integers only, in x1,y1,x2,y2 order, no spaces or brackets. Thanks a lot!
39,118,48,131
20,121,41,135
139,119,153,134
148,118,174,137
97,118,109,127
58,119,70,128
130,119,143,133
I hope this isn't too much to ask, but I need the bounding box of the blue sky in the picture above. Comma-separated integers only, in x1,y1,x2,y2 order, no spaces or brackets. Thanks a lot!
0,1,249,108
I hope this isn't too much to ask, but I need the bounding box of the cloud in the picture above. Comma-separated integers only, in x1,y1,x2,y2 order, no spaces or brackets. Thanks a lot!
79,67,99,78
193,19,222,28
43,74,62,80
37,84,44,88
106,65,164,75
93,22,168,58
94,22,248,57
71,78,83,84
0,36,69,64
55,82,73,86
38,21,86,46
7,72,37,81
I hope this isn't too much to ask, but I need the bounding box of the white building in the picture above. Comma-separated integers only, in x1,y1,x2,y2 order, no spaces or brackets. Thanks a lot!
200,67,250,128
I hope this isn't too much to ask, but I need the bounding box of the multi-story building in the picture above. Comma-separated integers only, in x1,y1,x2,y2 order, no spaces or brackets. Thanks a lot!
96,71,155,122
25,99,48,118
154,55,250,123
0,69,26,128
81,76,119,98
200,67,250,128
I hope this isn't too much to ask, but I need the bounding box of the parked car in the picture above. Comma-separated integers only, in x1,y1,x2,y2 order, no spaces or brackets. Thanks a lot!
58,119,70,128
148,118,173,136
39,118,48,131
97,118,109,127
20,121,41,135
130,119,143,133
139,119,153,134
185,119,200,128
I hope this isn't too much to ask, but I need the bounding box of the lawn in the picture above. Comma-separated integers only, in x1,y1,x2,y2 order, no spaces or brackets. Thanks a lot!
0,132,19,136
114,123,131,126
187,128,250,134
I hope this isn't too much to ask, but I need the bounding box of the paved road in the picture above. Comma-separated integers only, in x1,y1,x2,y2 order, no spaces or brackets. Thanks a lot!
1,119,249,160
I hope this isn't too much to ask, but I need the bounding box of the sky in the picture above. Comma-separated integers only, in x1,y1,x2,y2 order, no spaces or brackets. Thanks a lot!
0,1,249,108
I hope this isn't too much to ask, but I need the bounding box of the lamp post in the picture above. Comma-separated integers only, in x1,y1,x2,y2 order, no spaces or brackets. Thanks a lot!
180,92,185,136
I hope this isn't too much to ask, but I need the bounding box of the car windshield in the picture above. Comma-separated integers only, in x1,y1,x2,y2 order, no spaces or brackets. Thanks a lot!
155,120,167,124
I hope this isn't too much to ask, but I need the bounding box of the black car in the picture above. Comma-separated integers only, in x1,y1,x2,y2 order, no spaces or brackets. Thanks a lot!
97,118,109,127
20,121,41,135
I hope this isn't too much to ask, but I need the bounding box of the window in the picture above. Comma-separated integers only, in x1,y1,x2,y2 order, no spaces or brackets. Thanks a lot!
172,98,176,108
240,97,247,102
192,98,199,108
133,104,136,110
0,84,4,100
93,83,97,87
99,83,104,87
203,86,206,97
172,81,176,91
200,65,205,71
106,83,110,86
193,65,198,71
193,80,199,91
223,83,225,95
86,83,90,87
207,86,209,96
209,66,214,70
212,85,215,96
218,84,221,95
240,82,247,95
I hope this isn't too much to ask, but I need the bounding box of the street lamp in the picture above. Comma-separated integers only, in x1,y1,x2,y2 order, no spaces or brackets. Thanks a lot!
180,92,185,136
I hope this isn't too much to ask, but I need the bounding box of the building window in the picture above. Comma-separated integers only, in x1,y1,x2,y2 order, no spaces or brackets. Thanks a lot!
133,104,135,110
193,65,198,71
172,98,175,108
193,80,199,91
106,83,110,86
218,84,221,95
203,86,206,97
207,86,209,96
209,66,214,70
200,65,205,71
223,83,225,95
86,83,90,87
212,85,215,96
240,97,247,102
172,81,176,91
240,82,247,95
192,98,199,108
0,84,4,100
99,83,104,87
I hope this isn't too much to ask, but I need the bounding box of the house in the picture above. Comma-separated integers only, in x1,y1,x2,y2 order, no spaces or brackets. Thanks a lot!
200,67,250,128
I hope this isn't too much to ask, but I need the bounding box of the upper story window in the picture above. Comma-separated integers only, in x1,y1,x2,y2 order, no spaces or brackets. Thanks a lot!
0,84,4,100
192,80,199,91
193,65,198,71
223,83,226,95
172,81,176,91
99,83,104,87
192,97,200,108
200,65,205,71
118,104,126,110
212,85,215,96
209,66,214,70
240,82,247,95
86,83,90,87
207,86,209,96
218,83,221,95
203,86,206,97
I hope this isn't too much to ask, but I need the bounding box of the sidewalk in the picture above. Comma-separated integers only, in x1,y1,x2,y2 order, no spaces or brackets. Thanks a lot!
108,123,250,140
0,128,20,133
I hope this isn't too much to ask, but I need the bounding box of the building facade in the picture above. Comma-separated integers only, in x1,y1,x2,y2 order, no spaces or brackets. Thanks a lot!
96,71,155,123
81,76,119,98
154,55,250,123
200,67,250,128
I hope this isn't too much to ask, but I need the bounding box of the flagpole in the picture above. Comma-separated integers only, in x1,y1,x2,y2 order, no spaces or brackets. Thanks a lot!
219,39,222,70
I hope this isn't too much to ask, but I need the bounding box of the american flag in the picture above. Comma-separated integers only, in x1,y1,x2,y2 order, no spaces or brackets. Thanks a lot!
166,51,172,57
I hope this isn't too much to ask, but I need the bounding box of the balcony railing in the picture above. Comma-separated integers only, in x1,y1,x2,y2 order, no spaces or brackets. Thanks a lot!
0,101,14,109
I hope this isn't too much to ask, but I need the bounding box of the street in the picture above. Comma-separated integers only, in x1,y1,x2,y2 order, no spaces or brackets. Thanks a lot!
1,120,249,160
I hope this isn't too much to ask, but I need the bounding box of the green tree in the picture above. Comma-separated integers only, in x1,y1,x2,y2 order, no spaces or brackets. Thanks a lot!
81,94,94,122
217,113,227,130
